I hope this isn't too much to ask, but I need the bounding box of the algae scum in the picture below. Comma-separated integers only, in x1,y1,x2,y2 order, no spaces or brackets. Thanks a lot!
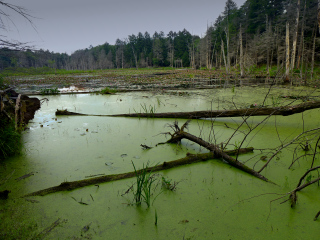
1,86,320,239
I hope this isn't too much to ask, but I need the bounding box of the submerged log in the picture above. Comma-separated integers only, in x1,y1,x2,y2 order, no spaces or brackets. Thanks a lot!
55,101,320,119
22,148,254,197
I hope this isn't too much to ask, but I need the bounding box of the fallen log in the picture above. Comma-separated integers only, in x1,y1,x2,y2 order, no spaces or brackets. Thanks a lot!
55,101,320,119
22,148,253,197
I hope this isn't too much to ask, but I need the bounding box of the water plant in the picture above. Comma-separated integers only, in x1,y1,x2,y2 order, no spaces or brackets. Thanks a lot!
234,140,241,150
140,103,156,114
161,176,179,191
100,87,117,94
39,88,60,95
132,161,157,207
271,96,281,107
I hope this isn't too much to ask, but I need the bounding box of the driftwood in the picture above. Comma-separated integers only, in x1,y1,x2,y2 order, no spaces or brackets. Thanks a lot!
22,148,253,197
55,101,320,119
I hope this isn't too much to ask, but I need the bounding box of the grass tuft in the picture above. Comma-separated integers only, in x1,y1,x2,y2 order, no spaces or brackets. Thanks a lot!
100,87,117,94
132,161,158,207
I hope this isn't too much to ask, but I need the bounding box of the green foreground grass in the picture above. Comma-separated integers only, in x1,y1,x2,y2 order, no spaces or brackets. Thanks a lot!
0,117,21,160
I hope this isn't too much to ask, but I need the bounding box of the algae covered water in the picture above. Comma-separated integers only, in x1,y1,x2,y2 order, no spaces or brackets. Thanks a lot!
1,86,320,239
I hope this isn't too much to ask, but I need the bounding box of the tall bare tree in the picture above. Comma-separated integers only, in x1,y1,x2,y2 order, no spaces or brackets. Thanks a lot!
285,21,290,82
291,0,300,70
239,24,244,77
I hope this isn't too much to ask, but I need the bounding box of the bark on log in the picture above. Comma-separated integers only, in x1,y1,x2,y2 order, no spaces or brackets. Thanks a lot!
22,148,254,197
56,101,320,119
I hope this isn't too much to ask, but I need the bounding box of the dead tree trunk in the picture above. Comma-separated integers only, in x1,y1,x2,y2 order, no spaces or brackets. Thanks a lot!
297,0,306,69
311,26,317,78
285,21,290,83
240,24,244,77
291,0,300,70
318,0,320,34
221,39,228,73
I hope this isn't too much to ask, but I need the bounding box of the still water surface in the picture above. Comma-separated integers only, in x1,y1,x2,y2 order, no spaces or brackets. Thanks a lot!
1,86,320,239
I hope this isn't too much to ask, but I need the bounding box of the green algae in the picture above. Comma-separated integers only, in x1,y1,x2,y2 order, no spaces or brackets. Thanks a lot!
1,87,320,239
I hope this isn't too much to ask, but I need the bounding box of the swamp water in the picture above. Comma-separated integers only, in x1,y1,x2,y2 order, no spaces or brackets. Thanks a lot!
1,86,320,239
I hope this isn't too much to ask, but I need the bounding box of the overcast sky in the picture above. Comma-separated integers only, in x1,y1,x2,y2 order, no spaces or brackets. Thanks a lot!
3,0,246,54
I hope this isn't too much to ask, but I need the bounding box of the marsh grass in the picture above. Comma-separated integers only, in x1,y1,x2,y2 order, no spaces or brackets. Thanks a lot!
0,117,22,160
140,103,156,114
161,176,179,191
100,87,117,94
132,161,159,207
39,88,60,95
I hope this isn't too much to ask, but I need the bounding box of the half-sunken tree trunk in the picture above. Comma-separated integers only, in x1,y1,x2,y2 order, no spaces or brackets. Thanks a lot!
58,101,320,119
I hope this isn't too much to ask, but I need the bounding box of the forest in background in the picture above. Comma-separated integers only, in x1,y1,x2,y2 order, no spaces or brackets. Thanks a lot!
0,0,319,79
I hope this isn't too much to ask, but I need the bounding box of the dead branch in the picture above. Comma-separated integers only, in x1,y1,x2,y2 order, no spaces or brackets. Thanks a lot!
314,211,320,221
289,175,320,208
165,127,272,183
258,127,320,173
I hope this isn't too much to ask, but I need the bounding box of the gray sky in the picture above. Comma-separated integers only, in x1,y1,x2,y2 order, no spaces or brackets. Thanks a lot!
3,0,246,54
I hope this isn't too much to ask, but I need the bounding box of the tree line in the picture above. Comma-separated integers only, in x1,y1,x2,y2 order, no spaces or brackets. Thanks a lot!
0,0,319,76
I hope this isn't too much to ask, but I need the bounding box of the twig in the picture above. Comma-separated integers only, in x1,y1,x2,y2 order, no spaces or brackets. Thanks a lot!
33,218,65,240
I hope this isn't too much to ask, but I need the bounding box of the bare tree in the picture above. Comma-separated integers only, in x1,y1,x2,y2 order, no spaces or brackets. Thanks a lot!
318,0,320,33
285,21,290,82
291,0,300,70
239,24,244,77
